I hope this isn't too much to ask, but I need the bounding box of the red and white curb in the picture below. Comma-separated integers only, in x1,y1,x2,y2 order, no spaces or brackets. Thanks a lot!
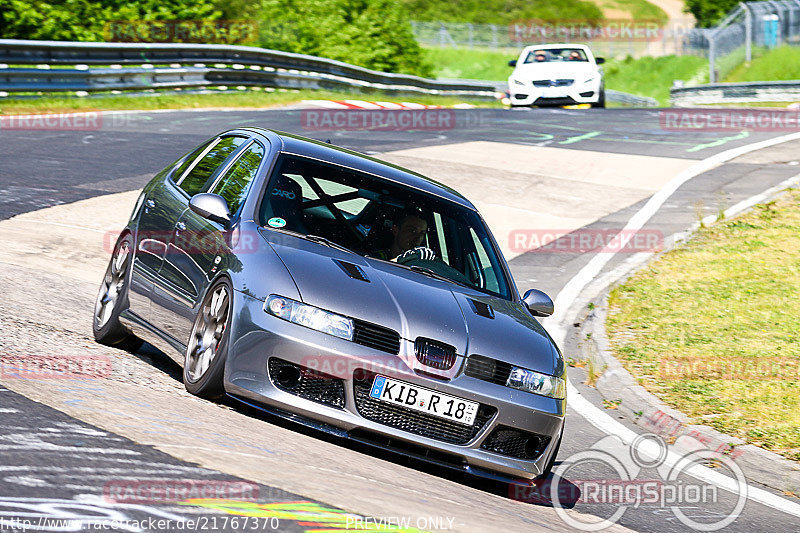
301,99,475,110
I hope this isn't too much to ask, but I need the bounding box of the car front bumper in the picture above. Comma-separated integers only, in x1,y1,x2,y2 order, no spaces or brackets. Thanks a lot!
225,292,565,481
509,81,601,106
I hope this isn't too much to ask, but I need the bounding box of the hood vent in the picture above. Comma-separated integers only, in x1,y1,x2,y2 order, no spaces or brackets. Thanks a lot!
335,259,369,282
469,299,494,319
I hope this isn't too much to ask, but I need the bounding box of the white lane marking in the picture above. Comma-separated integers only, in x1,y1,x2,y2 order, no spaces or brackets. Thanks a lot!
545,130,800,344
544,130,800,518
10,220,107,233
0,409,18,413
568,382,800,518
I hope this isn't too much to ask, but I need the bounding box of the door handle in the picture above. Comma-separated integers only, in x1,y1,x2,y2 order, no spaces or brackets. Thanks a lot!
175,221,187,231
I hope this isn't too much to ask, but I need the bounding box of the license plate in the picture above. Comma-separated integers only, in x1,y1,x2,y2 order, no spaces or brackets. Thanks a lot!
369,375,479,426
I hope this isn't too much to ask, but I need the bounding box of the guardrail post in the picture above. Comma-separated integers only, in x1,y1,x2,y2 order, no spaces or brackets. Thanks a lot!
709,35,716,83
744,2,753,62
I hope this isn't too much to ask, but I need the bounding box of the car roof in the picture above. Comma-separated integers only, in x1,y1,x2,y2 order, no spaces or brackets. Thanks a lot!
242,127,476,210
523,43,591,51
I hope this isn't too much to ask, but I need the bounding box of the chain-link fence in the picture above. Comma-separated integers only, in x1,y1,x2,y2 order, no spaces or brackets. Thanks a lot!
411,20,696,59
677,1,800,82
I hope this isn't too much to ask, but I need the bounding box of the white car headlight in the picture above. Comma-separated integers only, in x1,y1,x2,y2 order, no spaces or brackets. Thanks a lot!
512,79,526,86
584,76,597,84
265,295,354,341
507,366,566,399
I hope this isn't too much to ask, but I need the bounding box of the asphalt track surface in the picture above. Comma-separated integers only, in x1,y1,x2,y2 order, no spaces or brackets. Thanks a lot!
1,106,800,532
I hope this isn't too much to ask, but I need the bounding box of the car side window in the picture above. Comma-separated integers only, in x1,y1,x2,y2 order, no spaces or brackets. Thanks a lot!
211,141,265,215
178,136,247,196
170,140,215,183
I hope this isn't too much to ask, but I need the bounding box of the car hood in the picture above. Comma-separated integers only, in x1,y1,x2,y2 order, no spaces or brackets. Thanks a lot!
265,233,561,376
513,62,597,81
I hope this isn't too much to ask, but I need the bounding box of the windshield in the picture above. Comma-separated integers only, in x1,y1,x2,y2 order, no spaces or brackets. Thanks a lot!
259,154,512,299
524,48,588,63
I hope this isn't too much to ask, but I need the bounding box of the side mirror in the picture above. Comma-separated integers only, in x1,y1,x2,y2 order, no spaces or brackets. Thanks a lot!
522,289,554,317
508,59,517,67
595,57,605,64
189,193,231,227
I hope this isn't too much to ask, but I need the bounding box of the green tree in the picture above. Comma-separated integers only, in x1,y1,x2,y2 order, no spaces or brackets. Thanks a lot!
259,0,433,77
685,0,740,27
0,0,221,41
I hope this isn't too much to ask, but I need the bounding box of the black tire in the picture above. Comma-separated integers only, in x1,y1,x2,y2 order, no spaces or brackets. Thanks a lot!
592,88,606,108
93,234,143,352
538,426,563,480
183,278,233,400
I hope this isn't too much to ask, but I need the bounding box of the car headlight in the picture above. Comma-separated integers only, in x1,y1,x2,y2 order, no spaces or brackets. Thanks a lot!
512,79,525,86
507,366,566,399
584,76,597,84
265,295,354,341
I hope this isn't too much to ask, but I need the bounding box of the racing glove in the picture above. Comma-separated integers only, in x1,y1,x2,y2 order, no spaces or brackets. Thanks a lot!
395,246,436,264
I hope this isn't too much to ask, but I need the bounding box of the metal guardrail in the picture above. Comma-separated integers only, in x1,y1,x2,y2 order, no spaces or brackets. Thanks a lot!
0,39,500,98
0,39,657,106
607,89,658,107
671,80,800,105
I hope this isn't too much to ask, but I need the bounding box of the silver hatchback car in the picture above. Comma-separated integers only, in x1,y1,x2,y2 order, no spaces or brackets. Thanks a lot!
93,128,566,482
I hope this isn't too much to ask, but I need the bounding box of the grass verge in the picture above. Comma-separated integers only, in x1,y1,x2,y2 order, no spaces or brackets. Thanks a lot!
607,189,800,461
603,54,708,105
724,46,800,83
592,0,668,23
0,88,502,115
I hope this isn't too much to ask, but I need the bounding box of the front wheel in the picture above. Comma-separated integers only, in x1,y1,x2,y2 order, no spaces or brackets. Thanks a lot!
591,89,606,108
93,234,142,352
184,278,232,400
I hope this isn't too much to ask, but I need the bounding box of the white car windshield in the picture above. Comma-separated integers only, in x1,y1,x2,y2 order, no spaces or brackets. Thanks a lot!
524,48,588,63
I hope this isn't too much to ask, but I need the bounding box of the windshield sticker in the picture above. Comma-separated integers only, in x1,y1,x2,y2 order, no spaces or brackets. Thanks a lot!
267,217,286,228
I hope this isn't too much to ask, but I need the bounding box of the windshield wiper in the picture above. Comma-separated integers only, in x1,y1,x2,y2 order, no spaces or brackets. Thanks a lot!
261,226,360,256
303,234,360,255
407,265,473,289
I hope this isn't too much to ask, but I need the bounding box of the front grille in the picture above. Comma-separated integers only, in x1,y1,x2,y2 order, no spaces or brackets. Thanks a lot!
353,372,496,445
534,96,577,106
268,358,345,409
481,426,551,460
353,320,401,354
415,338,457,370
465,354,512,385
533,79,574,87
